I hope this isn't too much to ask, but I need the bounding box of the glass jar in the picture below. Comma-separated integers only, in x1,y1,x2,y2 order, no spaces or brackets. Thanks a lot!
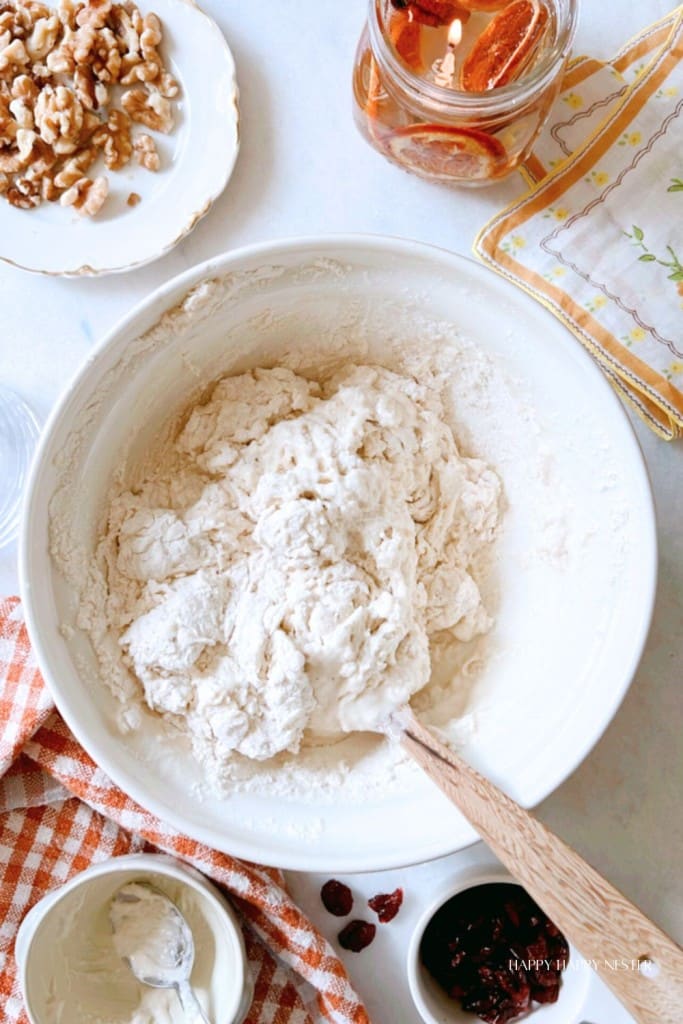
352,0,578,186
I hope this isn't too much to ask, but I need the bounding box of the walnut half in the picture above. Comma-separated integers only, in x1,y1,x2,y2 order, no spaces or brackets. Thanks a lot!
133,130,157,170
121,84,172,133
92,106,131,169
34,83,84,154
60,172,108,214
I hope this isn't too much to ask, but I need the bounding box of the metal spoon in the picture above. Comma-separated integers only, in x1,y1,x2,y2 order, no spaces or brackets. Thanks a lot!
110,880,211,1024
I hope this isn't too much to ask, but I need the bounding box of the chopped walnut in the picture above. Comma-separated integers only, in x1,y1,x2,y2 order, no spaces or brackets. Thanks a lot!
121,83,171,132
70,22,94,61
60,172,107,214
133,129,156,169
15,125,36,160
156,68,177,98
75,0,111,29
31,62,53,85
73,62,94,106
77,106,100,143
27,133,57,172
0,168,7,192
12,73,40,102
114,8,159,81
110,3,141,57
0,93,17,143
26,2,54,20
136,11,158,74
45,28,75,73
73,62,107,108
0,7,30,42
0,148,23,172
0,126,34,171
126,188,139,206
140,12,160,54
119,53,153,84
92,105,130,168
39,170,59,198
57,0,79,30
7,174,41,207
34,82,84,153
53,140,95,185
72,24,121,81
1,131,53,174
26,13,60,59
0,38,29,73
9,94,34,128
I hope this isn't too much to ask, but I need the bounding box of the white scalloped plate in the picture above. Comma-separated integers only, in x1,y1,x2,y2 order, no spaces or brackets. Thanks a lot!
0,0,239,276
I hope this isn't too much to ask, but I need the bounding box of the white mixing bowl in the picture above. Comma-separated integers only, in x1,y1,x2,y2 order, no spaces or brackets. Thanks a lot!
20,236,657,871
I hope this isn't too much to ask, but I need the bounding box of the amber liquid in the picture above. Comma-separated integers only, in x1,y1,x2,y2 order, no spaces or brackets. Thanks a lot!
352,3,565,186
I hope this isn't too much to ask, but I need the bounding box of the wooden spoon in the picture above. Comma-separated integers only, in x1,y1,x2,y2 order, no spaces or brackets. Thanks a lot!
397,707,683,1024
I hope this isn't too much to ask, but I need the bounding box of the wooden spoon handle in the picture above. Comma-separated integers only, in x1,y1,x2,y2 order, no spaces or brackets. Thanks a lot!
401,709,683,1024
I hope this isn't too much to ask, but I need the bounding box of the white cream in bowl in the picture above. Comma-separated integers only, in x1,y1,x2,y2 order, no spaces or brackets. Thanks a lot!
16,855,251,1024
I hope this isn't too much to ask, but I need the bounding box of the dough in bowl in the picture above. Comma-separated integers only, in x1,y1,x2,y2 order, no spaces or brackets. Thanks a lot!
83,363,500,788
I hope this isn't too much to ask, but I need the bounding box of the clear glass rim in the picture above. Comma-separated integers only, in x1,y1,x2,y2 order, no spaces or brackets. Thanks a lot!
0,386,40,550
368,0,579,114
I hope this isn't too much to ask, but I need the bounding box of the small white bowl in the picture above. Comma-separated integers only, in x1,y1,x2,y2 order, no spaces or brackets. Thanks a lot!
407,862,592,1024
15,853,253,1024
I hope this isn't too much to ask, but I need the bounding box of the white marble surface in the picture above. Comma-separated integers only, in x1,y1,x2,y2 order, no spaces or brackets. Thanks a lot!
1,2,681,1022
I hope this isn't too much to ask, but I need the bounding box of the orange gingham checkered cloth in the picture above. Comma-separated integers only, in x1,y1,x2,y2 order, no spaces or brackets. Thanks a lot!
0,596,371,1024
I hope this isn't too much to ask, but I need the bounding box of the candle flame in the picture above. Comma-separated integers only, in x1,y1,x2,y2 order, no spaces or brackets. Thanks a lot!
448,18,463,48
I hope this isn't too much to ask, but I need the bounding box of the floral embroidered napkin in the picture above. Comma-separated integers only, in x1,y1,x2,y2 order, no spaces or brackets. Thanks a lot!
476,7,683,439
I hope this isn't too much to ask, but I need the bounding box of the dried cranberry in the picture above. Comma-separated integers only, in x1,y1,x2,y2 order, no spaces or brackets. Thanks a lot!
526,936,548,961
547,929,570,964
338,919,376,952
533,980,560,1004
368,887,403,923
504,901,520,927
530,965,558,989
320,879,353,917
420,883,569,1023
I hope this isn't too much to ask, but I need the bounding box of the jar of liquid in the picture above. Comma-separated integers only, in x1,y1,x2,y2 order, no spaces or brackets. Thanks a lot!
352,0,577,186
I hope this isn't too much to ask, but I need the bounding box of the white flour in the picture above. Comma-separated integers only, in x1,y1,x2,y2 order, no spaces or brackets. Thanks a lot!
85,363,500,789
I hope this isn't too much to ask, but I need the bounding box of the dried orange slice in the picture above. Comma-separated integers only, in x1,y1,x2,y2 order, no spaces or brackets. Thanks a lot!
459,0,549,92
392,0,466,28
389,8,423,71
456,0,509,9
365,53,385,138
385,124,507,181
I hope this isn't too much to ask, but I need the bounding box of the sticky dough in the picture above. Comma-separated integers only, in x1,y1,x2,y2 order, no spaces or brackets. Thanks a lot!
97,365,500,769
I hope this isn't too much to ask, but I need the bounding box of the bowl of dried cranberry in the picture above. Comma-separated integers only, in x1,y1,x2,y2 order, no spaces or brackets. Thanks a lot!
408,864,592,1024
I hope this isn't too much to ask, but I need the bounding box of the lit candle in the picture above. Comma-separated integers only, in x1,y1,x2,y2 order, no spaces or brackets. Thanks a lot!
432,18,463,88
